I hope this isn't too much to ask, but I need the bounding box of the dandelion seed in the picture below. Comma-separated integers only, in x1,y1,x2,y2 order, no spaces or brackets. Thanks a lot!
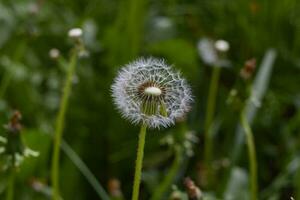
111,57,192,129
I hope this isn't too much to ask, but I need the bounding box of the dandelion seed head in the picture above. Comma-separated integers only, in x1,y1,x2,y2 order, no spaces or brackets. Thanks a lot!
49,48,60,59
197,38,231,67
111,57,193,129
68,28,82,39
197,38,217,65
215,39,230,52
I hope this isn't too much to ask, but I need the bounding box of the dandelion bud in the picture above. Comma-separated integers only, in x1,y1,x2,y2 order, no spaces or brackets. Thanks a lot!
68,28,83,39
240,58,256,80
183,177,202,200
214,39,230,52
30,179,45,192
1,111,39,168
49,48,60,60
111,58,193,129
5,111,22,134
108,178,123,198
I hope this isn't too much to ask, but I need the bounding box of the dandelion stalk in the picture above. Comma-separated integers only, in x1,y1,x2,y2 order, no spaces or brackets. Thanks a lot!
132,123,147,200
51,50,77,200
60,140,110,200
6,169,15,200
203,66,221,179
0,71,13,99
151,146,182,200
240,109,257,200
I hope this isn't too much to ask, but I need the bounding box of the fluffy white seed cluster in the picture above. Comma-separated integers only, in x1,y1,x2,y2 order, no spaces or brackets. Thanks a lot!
111,57,193,129
197,38,231,67
68,28,82,39
214,39,230,52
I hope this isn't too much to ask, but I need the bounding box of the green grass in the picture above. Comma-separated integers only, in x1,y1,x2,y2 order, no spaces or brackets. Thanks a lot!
0,0,300,199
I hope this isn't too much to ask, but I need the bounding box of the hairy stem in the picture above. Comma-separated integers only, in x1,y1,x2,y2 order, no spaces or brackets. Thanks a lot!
132,123,147,200
51,51,77,200
240,110,258,200
203,67,221,182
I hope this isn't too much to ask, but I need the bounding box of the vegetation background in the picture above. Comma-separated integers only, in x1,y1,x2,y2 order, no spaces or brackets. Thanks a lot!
1,0,300,199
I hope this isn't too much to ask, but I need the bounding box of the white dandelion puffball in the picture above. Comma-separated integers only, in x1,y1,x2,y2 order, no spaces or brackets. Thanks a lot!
214,39,230,52
111,58,193,129
49,48,60,59
68,28,82,39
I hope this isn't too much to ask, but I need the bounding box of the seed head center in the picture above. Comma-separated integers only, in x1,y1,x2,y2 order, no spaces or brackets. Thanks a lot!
144,86,162,96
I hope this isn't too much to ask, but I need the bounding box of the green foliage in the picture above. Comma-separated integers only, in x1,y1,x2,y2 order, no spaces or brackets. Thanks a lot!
1,0,300,199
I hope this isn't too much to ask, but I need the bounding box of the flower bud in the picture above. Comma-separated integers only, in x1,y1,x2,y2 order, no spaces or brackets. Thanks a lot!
240,58,256,80
183,177,202,200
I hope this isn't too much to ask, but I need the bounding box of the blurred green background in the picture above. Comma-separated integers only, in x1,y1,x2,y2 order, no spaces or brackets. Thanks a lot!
1,0,300,199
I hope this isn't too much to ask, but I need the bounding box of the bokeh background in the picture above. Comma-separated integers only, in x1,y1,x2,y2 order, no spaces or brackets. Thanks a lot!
1,0,300,199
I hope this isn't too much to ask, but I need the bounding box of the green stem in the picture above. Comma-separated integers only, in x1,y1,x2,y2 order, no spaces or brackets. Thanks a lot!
150,146,182,200
203,67,221,180
6,169,15,200
240,110,258,200
127,0,144,59
0,41,27,100
132,123,147,200
60,140,110,200
0,71,13,99
51,51,77,200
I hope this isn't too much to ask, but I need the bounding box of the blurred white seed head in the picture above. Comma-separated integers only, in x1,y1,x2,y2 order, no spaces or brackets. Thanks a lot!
49,48,60,59
215,39,230,52
68,28,83,39
111,57,193,129
197,38,231,67
197,38,217,65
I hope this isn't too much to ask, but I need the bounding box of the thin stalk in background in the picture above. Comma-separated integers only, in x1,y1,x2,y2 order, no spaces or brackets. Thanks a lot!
240,109,258,200
0,41,27,100
51,51,78,200
61,140,110,200
150,146,182,200
6,169,15,200
132,123,147,200
203,67,221,178
231,49,276,162
127,0,145,60
0,71,13,99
